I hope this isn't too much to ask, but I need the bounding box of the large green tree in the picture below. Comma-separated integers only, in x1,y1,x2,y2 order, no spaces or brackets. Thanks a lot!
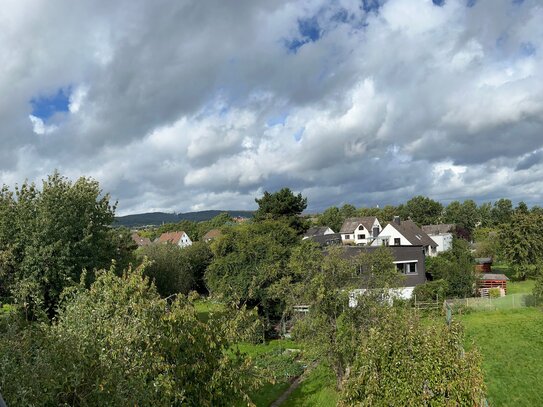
254,188,308,233
0,172,121,318
401,196,443,226
443,199,479,235
0,265,260,406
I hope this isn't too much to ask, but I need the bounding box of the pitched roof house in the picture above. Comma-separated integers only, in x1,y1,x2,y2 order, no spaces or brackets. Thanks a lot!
202,228,222,242
339,217,382,246
157,231,192,248
302,226,335,240
372,217,438,256
422,224,455,253
131,232,151,247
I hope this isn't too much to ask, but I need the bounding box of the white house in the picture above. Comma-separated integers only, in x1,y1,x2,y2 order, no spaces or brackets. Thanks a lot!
157,231,193,248
422,224,454,253
339,217,382,245
372,217,438,256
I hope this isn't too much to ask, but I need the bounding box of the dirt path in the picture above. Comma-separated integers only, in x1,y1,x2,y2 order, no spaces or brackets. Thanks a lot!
269,362,318,407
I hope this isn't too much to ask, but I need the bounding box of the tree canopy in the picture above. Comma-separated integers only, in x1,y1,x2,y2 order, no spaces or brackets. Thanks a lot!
254,188,308,233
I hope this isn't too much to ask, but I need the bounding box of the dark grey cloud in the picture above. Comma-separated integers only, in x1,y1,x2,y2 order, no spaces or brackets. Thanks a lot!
0,0,542,214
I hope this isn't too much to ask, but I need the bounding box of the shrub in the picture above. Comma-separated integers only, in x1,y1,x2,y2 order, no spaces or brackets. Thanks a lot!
412,279,449,302
489,288,501,298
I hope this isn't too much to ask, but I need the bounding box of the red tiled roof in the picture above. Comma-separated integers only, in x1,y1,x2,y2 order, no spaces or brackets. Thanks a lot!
157,231,186,245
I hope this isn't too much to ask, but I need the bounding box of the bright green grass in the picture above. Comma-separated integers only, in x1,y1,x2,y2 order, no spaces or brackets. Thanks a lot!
193,299,225,322
460,308,543,407
282,363,338,407
507,280,535,294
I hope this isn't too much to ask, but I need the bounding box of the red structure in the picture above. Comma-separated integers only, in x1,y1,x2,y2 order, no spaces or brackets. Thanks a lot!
477,273,509,295
475,257,492,273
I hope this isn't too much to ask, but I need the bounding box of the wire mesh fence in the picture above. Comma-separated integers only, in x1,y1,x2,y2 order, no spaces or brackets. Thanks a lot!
445,293,539,313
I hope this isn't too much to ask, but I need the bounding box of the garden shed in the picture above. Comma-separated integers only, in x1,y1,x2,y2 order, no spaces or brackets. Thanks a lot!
477,273,509,296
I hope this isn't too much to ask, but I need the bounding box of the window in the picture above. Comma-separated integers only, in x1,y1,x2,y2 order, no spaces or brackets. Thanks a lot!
345,234,350,240
357,234,366,240
394,238,401,245
359,225,364,230
395,262,417,275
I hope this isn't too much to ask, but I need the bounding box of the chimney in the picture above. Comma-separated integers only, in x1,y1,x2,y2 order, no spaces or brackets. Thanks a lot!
393,216,401,225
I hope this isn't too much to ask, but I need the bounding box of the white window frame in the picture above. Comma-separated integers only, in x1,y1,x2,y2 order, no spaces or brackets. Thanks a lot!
393,260,418,275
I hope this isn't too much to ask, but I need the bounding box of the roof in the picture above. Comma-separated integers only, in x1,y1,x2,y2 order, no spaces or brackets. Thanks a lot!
479,273,509,281
304,226,334,238
389,219,437,247
307,233,342,246
203,229,222,241
338,245,426,262
131,232,151,247
340,217,378,233
475,257,493,264
422,224,456,235
157,231,187,245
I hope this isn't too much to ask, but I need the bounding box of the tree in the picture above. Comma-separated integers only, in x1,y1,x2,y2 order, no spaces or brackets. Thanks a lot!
317,206,343,232
339,203,357,219
426,238,476,297
287,246,402,388
338,311,486,406
402,196,443,226
254,188,308,233
478,202,493,228
0,172,119,318
0,265,260,406
443,199,479,236
205,220,298,321
499,212,543,280
491,198,513,226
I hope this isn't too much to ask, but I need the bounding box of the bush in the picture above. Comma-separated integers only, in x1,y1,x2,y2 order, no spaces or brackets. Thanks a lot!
412,279,449,302
489,288,501,298
338,311,486,406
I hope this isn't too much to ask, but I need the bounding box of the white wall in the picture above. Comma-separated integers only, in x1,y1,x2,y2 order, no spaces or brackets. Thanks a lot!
371,223,409,246
349,287,415,307
428,233,452,253
178,233,193,248
342,220,382,245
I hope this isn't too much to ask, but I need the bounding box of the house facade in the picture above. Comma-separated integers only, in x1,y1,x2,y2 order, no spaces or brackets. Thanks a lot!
340,217,382,245
157,231,193,248
372,217,438,256
302,226,335,240
422,224,454,253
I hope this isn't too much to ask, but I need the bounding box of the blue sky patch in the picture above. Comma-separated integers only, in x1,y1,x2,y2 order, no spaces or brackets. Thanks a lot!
520,42,536,57
432,0,446,6
267,112,288,127
30,87,71,121
293,127,304,142
286,16,322,53
362,0,381,13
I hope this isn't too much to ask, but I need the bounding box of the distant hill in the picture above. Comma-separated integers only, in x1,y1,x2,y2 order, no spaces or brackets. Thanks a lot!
114,210,254,228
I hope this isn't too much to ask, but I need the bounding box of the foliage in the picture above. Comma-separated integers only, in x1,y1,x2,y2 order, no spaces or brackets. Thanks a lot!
491,198,513,226
426,239,476,298
0,172,121,318
533,269,543,302
488,287,501,298
499,212,543,280
339,312,486,406
412,279,449,301
282,363,338,407
287,246,402,387
254,188,308,233
317,206,343,233
401,195,443,226
443,199,479,236
137,241,213,297
0,265,260,407
205,220,299,320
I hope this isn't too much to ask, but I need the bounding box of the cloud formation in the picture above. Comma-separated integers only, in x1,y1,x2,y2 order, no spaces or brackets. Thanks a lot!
0,0,542,214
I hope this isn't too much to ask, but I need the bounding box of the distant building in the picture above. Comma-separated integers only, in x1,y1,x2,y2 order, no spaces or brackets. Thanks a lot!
131,232,151,247
302,226,335,240
306,233,342,247
373,217,438,256
157,231,192,248
340,217,382,245
202,228,222,242
422,224,455,253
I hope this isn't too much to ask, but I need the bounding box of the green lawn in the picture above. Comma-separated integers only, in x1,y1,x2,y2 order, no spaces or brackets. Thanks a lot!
282,363,338,407
507,280,535,294
460,308,543,407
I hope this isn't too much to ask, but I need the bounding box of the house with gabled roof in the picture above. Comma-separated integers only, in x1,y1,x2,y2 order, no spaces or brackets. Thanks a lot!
422,224,455,253
372,217,438,256
131,232,151,247
202,228,222,242
339,217,382,246
302,226,335,240
157,231,192,248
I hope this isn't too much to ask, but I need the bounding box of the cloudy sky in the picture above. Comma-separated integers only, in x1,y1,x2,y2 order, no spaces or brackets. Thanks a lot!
1,0,542,215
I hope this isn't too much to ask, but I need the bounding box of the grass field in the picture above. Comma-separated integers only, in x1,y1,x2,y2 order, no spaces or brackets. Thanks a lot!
461,308,543,406
282,363,338,407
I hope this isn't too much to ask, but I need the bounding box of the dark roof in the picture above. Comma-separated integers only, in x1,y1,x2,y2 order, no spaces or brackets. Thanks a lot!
340,217,378,233
475,257,493,264
422,224,456,234
304,226,334,238
479,273,509,281
389,220,437,247
307,233,342,247
338,245,426,262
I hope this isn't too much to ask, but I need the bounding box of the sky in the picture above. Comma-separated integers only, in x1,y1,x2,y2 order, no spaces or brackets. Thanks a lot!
1,0,542,215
